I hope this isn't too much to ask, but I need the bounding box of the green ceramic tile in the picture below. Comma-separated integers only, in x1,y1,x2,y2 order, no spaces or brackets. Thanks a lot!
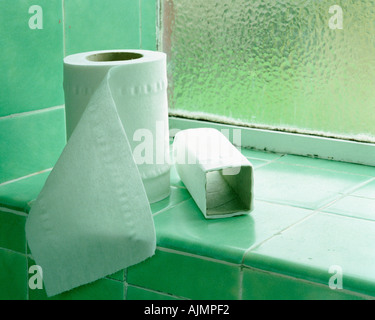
244,213,375,298
0,0,64,116
141,0,157,50
28,257,124,300
127,249,241,300
323,196,375,221
126,285,181,300
242,267,366,300
254,162,371,210
0,249,27,300
0,211,26,253
352,179,375,199
64,0,140,55
279,155,375,177
0,107,66,184
241,148,283,161
0,171,50,212
107,269,126,282
151,186,191,214
154,199,313,264
246,158,269,169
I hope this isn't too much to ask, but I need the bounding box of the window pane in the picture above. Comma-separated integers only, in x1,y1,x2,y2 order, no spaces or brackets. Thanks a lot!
163,0,375,142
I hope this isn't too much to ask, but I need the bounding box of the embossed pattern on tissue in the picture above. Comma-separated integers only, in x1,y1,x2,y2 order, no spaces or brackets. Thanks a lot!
66,79,167,97
65,86,95,96
119,79,167,96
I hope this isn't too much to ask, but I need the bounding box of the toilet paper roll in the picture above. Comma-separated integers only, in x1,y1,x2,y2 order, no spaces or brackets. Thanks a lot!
64,50,171,203
26,50,170,297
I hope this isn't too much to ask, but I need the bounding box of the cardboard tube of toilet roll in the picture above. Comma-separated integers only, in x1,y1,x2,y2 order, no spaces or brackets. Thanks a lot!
173,128,254,219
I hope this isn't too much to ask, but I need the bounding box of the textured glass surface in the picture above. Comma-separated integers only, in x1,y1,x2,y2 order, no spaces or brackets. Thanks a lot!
163,0,375,142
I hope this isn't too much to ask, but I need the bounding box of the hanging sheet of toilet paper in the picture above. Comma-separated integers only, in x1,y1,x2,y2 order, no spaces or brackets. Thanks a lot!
25,50,170,297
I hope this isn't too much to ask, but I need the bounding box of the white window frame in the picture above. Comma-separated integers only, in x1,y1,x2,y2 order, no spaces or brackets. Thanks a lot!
169,117,375,167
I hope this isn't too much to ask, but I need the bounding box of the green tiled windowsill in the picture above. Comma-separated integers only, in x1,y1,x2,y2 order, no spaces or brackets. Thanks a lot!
1,146,375,300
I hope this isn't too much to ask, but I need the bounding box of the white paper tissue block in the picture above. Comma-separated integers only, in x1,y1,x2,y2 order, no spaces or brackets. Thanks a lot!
64,50,171,203
173,128,254,219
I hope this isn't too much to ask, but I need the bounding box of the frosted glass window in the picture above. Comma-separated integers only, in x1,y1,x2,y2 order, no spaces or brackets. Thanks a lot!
162,0,375,143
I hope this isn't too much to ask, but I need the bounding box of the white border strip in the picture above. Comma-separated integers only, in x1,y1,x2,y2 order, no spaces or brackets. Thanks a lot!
0,168,52,187
0,105,64,121
169,117,375,167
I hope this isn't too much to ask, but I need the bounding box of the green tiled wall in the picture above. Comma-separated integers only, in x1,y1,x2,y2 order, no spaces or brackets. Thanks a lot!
64,0,141,55
127,249,242,300
0,0,158,188
0,108,65,184
0,0,64,117
0,211,27,254
0,171,51,212
0,0,159,300
0,249,28,300
28,257,125,300
241,267,365,300
141,0,158,50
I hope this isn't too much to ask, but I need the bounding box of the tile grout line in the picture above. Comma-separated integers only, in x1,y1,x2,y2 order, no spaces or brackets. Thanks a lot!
156,0,162,50
240,203,325,266
253,173,375,215
0,207,28,217
239,267,244,300
276,158,375,177
139,0,142,49
251,154,286,169
321,210,375,224
239,176,375,296
251,172,375,229
103,277,125,285
342,176,375,195
26,254,30,300
251,176,374,249
157,239,374,299
0,105,64,121
152,197,191,217
0,168,52,187
62,0,66,57
124,268,128,300
245,154,284,162
342,193,375,201
253,198,317,212
0,246,27,257
242,213,319,265
126,283,189,300
312,176,375,216
242,264,375,300
156,246,241,268
313,177,375,212
124,281,128,300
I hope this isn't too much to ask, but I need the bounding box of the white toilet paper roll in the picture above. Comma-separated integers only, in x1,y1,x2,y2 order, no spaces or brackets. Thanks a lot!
26,50,170,296
63,50,171,203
